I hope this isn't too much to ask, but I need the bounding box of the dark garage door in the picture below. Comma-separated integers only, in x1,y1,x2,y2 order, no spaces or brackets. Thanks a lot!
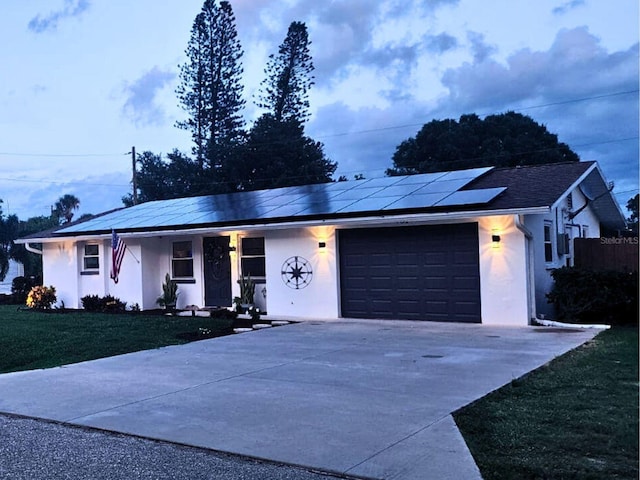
339,223,481,323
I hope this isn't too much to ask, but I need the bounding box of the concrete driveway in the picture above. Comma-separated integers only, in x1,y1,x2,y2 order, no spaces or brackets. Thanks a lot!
0,320,598,479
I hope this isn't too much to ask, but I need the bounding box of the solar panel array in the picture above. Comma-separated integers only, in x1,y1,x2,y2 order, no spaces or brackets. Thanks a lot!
59,166,505,234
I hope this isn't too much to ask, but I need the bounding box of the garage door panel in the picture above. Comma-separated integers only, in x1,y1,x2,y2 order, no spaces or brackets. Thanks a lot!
454,251,478,264
456,277,480,287
339,223,480,323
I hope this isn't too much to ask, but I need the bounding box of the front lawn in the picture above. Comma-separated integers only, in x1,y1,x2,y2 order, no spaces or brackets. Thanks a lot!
454,327,639,480
0,305,235,373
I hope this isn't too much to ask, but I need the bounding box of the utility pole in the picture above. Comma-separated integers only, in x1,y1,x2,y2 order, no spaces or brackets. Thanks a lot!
131,146,138,205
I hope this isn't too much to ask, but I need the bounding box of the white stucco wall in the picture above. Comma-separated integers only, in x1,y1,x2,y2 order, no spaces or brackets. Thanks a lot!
263,226,339,319
476,215,530,326
138,237,164,309
106,240,143,307
42,206,602,327
527,186,603,319
42,241,79,308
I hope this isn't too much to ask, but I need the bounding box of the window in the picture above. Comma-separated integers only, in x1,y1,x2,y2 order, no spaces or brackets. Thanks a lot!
544,222,553,263
172,241,193,278
83,244,99,270
240,237,265,277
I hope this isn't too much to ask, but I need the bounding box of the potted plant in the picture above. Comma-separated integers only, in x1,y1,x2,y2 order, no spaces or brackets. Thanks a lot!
235,274,255,313
157,273,179,310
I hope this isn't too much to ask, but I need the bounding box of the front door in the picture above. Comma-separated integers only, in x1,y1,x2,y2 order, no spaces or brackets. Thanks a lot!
203,236,232,307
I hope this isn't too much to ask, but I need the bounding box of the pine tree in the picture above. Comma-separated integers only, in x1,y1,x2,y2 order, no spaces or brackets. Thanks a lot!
236,21,335,190
237,115,336,191
176,0,245,177
258,21,314,123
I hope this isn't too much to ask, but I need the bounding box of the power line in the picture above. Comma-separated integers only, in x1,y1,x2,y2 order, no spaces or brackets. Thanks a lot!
0,133,636,190
0,152,127,158
315,89,640,140
0,90,636,157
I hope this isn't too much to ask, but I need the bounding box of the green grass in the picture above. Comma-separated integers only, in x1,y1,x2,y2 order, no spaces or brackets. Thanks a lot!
0,305,235,373
454,327,639,480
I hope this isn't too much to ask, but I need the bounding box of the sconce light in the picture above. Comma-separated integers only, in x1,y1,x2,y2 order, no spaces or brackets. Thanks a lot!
318,241,327,249
491,234,501,243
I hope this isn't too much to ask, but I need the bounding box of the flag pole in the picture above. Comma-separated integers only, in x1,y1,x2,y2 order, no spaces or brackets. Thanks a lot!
126,247,140,264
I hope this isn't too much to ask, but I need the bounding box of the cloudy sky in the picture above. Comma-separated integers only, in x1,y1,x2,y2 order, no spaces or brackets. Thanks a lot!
1,0,638,220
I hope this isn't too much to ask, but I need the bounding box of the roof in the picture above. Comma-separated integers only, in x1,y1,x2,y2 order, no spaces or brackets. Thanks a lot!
464,161,626,231
462,161,594,209
19,161,626,240
51,166,506,236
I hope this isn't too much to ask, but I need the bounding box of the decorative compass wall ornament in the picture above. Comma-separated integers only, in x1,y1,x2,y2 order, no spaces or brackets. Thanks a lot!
281,256,313,289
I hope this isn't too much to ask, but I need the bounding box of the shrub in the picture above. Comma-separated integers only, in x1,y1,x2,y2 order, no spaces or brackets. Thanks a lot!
209,308,238,320
26,285,57,309
12,276,39,304
81,294,127,313
547,267,638,325
101,295,127,313
81,294,102,312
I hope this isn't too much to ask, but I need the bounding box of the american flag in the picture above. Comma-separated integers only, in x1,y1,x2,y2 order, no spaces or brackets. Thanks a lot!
110,229,127,284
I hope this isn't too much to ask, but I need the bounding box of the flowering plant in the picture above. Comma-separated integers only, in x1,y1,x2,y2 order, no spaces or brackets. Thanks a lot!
26,285,57,309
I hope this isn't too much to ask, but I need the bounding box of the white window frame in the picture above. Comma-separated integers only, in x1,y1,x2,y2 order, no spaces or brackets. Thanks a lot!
239,236,266,280
544,221,554,264
83,243,100,271
171,240,194,279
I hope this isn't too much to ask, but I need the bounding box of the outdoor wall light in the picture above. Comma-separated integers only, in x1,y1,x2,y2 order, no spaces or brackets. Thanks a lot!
491,234,501,243
318,241,327,249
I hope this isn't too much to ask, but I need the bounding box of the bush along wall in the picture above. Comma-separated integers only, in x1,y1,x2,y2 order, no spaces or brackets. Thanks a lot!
81,295,127,313
546,267,638,325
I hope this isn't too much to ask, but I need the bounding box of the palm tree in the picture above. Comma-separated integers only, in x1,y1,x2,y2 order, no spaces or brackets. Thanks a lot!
54,194,80,224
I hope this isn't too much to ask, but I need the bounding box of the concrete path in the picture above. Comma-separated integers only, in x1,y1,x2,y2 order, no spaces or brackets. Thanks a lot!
0,320,599,479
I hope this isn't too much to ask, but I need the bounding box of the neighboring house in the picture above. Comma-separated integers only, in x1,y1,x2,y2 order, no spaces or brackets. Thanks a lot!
16,161,625,325
0,259,24,295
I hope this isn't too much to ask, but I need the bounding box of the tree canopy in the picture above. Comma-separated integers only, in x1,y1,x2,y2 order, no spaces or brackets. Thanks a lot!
235,114,336,191
53,194,80,224
258,21,314,123
176,0,245,177
626,194,638,234
133,14,335,203
387,112,580,176
235,21,335,190
123,150,209,206
0,200,59,281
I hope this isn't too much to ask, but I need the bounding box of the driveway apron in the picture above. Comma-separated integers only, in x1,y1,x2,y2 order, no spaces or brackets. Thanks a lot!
0,321,599,480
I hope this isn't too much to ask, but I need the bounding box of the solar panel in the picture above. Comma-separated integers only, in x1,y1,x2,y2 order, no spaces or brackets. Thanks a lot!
357,176,404,188
384,193,450,210
337,196,404,213
392,171,448,185
437,166,493,181
56,166,500,234
331,187,386,201
414,178,474,194
435,187,506,207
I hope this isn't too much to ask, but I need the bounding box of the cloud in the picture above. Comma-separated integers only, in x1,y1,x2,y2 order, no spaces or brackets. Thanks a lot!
441,27,638,112
467,31,497,63
28,0,90,33
20,171,131,219
425,33,458,54
552,0,586,15
122,67,176,126
309,24,637,212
